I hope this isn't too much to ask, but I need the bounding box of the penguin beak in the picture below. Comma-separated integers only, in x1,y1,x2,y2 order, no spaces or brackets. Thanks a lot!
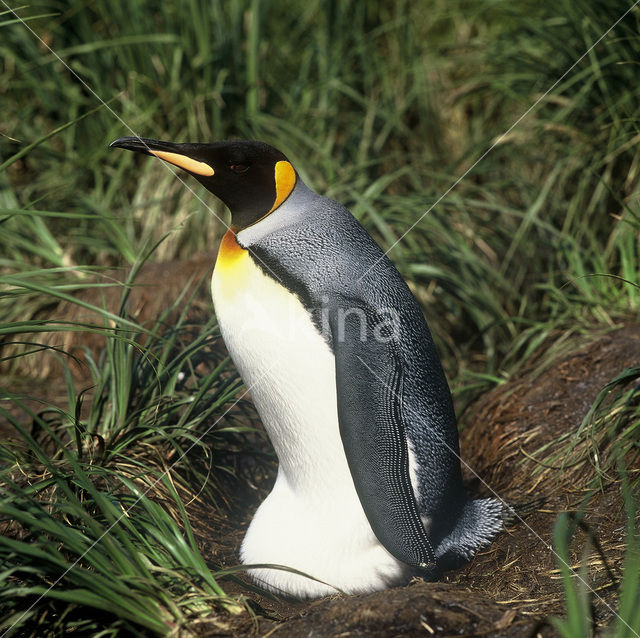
109,136,215,176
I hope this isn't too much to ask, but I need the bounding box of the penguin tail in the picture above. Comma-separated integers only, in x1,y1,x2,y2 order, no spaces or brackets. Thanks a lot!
434,498,513,571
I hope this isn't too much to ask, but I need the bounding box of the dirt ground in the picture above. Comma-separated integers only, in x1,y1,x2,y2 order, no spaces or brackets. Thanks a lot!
2,260,638,637
189,324,639,637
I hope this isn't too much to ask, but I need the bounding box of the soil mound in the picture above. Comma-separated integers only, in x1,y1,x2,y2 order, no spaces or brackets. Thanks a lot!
208,324,639,636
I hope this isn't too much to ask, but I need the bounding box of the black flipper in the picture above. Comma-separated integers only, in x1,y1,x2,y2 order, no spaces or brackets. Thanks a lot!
330,303,436,568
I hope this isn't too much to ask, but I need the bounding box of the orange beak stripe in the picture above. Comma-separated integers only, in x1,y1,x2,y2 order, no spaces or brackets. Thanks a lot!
148,150,215,176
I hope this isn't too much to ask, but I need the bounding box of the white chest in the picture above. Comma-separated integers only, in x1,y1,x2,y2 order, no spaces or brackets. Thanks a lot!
211,233,349,490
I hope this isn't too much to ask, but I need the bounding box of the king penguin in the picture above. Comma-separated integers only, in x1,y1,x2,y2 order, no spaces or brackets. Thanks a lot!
110,136,510,598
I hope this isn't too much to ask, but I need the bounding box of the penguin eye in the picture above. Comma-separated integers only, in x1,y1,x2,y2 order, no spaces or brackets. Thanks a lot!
229,163,249,174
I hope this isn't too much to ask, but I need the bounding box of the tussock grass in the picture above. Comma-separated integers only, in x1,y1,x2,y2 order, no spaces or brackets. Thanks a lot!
0,275,250,635
532,367,640,490
3,1,639,373
0,438,243,637
550,473,640,637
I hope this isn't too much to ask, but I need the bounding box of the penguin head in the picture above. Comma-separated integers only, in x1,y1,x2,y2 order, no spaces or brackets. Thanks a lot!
110,137,296,229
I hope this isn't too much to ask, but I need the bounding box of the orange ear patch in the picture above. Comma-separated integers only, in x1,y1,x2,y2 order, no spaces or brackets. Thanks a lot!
267,160,296,213
148,150,215,176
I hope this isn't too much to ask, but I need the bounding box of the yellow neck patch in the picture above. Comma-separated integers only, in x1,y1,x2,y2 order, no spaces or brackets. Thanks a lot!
148,150,215,176
216,228,246,269
267,160,297,214
213,228,251,300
